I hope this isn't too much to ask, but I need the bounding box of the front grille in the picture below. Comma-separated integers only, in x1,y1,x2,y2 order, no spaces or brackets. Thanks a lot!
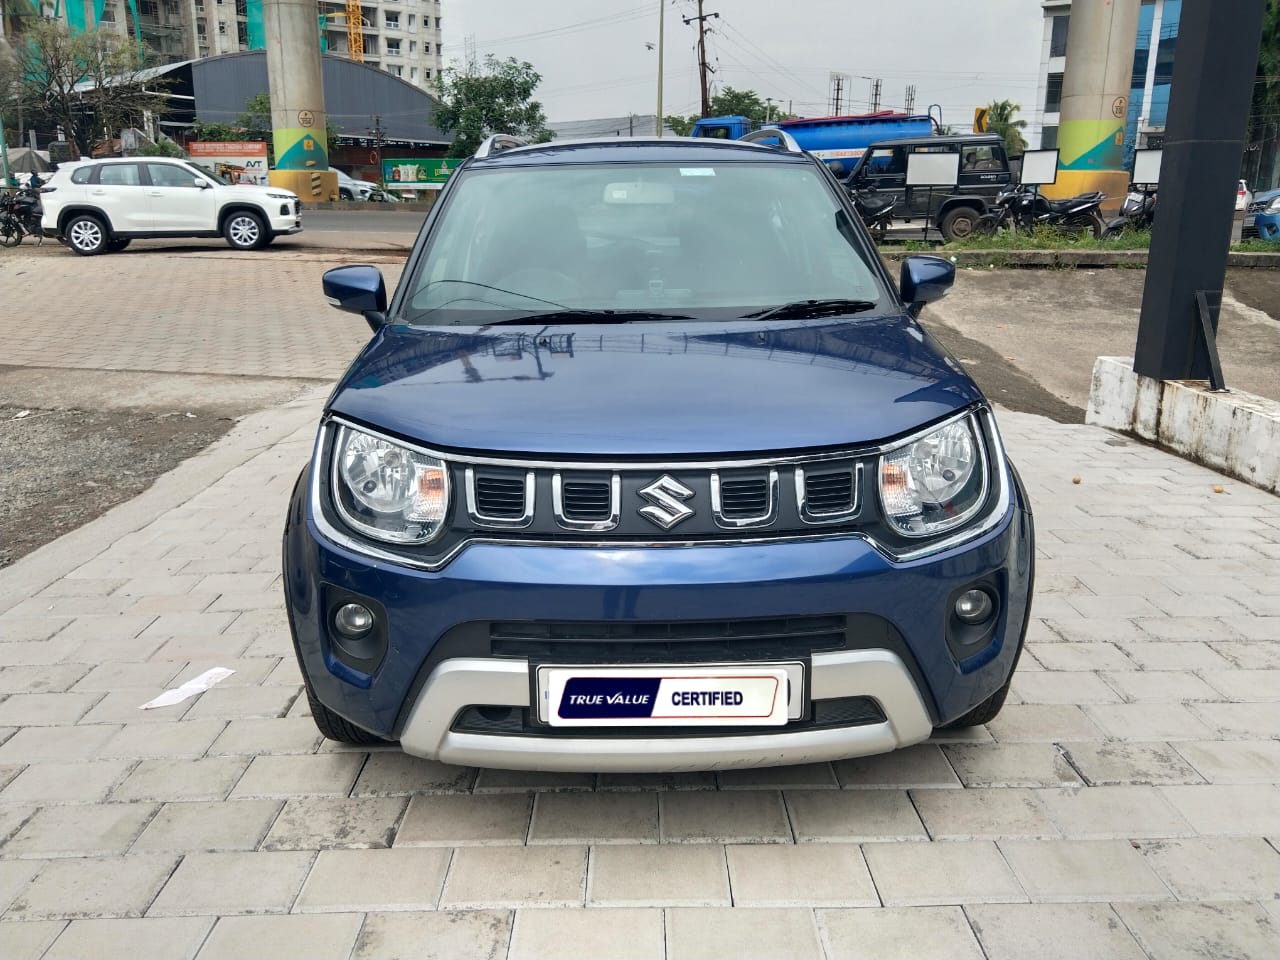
451,695,886,738
489,615,847,662
718,477,769,518
561,479,613,521
1248,199,1267,214
805,468,856,514
475,473,527,519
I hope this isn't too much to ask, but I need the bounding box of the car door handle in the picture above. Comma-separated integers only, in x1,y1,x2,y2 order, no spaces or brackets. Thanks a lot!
90,189,106,195
149,191,164,197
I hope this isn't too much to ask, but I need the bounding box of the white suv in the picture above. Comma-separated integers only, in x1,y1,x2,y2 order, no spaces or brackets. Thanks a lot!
41,157,302,255
332,167,377,201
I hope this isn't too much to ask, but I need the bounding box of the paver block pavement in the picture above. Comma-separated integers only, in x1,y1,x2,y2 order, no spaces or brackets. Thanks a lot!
507,908,664,960
1136,837,1280,900
862,840,1026,906
966,903,1147,960
146,851,314,917
528,791,657,844
586,844,730,907
41,917,214,960
665,907,824,960
293,847,451,912
193,913,363,960
818,905,985,960
1114,900,1280,960
352,910,511,960
658,790,790,843
998,839,1171,902
725,844,878,907
5,854,178,920
439,845,586,909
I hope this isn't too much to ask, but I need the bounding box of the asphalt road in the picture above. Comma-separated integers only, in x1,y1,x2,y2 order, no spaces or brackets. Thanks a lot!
302,209,425,234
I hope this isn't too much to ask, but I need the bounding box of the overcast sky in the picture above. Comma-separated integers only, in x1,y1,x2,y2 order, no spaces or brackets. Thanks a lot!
442,0,1046,131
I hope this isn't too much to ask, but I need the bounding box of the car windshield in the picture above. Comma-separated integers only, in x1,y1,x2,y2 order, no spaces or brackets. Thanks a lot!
398,160,886,325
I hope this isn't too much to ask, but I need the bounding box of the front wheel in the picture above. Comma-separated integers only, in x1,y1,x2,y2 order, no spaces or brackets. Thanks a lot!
0,214,21,247
65,215,108,256
224,210,267,250
972,213,1002,238
939,206,982,242
303,681,391,745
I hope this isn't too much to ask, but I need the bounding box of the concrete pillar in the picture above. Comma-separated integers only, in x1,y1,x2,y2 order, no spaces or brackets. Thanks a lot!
1046,0,1141,205
263,0,338,201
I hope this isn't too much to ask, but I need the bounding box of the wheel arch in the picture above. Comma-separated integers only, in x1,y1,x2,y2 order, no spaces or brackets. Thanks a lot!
57,206,116,235
217,202,270,233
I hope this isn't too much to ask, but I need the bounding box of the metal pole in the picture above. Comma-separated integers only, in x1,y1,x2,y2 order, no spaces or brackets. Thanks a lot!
0,110,11,188
1133,0,1266,381
655,0,664,136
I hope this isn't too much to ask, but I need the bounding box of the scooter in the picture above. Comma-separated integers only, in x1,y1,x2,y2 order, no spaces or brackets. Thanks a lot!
851,188,895,242
1103,185,1156,238
974,184,1108,239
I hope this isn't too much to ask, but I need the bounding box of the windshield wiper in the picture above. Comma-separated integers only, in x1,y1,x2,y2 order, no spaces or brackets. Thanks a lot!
742,299,879,322
481,309,695,327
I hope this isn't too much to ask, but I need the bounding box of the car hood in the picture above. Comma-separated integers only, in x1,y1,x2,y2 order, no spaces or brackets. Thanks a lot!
327,316,982,456
1253,188,1280,206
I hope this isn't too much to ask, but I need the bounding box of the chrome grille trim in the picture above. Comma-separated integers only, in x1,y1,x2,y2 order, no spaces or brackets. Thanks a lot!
710,469,779,529
795,463,863,525
465,467,535,529
552,472,621,532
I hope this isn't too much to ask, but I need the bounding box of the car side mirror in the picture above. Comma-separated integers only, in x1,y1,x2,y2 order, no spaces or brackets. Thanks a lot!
900,255,955,317
323,265,388,332
194,178,210,189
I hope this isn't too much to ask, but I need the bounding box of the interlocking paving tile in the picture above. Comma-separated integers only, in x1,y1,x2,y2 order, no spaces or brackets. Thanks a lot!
658,790,790,843
130,800,282,854
395,793,533,846
862,840,1026,906
147,851,314,917
997,840,1171,903
4,803,158,859
665,907,824,960
193,913,363,960
293,848,451,913
440,845,586,909
507,908,664,960
818,906,985,960
42,917,215,960
834,744,960,789
587,844,730,907
352,910,511,960
1137,837,1280,899
528,792,658,844
726,844,878,907
260,796,407,850
966,903,1147,960
911,788,1060,840
1060,741,1204,786
784,790,926,842
5,854,178,920
1113,901,1280,960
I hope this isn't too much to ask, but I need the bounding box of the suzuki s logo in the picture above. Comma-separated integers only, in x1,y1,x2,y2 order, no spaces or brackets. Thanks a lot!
638,475,695,530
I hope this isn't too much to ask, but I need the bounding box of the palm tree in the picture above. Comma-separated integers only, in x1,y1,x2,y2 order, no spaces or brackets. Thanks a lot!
987,99,1028,157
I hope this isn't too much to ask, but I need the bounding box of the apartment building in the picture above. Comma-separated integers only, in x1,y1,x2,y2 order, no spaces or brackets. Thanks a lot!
4,0,443,91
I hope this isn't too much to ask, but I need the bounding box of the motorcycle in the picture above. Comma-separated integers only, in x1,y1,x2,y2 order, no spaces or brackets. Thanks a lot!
0,178,45,247
1102,185,1156,238
973,184,1107,240
851,187,895,241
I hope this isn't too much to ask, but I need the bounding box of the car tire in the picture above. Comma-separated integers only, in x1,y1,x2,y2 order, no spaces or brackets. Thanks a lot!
106,238,131,252
939,206,982,242
339,187,353,201
65,214,108,256
303,681,391,745
223,210,267,250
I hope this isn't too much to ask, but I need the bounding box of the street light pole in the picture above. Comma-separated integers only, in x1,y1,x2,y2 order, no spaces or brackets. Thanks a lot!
655,0,665,137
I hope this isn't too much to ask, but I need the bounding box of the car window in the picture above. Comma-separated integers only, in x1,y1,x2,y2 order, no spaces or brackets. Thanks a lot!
960,145,1005,172
70,167,93,184
865,148,907,176
98,164,141,187
147,163,200,188
401,161,886,325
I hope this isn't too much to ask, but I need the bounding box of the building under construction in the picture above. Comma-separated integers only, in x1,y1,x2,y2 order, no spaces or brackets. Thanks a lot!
0,0,443,90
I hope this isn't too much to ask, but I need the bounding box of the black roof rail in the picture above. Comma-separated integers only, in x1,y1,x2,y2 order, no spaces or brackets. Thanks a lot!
474,134,529,159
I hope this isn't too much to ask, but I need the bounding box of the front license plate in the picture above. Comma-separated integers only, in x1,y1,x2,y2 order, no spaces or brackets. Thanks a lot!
537,663,802,727
1245,215,1256,228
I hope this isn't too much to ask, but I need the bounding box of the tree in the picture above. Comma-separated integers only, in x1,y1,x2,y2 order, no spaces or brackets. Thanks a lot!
1247,0,1280,187
986,99,1027,157
434,56,553,158
665,86,797,136
3,20,169,156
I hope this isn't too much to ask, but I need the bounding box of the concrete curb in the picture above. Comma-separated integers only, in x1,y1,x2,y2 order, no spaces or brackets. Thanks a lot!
879,248,1280,269
0,387,327,617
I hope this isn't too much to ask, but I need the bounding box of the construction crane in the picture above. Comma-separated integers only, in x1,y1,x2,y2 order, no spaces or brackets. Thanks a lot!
318,3,365,63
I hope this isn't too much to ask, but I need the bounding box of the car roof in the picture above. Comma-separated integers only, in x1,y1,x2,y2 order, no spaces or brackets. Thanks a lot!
470,136,813,167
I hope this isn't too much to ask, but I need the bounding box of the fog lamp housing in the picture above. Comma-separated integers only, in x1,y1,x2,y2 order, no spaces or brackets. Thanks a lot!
955,589,995,625
333,602,374,639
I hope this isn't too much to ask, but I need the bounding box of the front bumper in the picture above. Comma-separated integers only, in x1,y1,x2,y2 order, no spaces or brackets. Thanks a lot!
284,455,1033,770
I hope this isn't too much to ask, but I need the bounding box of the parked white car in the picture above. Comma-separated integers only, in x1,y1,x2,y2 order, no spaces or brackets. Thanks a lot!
1237,180,1253,212
331,166,377,201
40,157,302,255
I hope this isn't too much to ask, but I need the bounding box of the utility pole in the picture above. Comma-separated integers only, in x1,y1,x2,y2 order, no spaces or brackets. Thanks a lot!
831,75,843,115
655,0,665,136
870,78,882,112
765,98,774,124
371,114,384,185
683,0,719,117
905,84,916,114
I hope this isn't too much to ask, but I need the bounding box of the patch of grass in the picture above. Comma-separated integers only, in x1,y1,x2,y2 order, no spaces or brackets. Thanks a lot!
946,225,1151,251
1231,238,1280,253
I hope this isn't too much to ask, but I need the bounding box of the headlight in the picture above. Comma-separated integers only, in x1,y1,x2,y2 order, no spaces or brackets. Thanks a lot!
331,425,449,544
266,191,294,200
878,415,988,537
1267,197,1280,213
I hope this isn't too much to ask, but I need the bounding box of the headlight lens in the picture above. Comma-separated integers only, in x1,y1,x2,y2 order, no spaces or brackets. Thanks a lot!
1267,197,1280,213
332,425,449,543
879,416,987,537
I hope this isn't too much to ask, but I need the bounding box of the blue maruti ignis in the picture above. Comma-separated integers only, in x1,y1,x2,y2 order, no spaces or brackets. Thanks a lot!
282,131,1035,772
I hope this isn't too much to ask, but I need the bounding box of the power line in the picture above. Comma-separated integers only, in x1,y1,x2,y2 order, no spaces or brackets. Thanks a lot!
682,0,719,117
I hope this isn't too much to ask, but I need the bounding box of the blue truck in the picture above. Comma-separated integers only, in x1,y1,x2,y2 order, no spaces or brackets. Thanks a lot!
691,111,936,165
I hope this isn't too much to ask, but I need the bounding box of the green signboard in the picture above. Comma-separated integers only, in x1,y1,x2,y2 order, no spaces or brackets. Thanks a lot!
383,158,461,187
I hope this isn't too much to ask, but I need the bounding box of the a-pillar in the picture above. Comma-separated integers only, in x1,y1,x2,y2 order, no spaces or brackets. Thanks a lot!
1045,0,1141,207
263,0,338,201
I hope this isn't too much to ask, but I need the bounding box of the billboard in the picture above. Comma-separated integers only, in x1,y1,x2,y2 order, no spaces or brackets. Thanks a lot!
383,158,461,189
188,141,270,185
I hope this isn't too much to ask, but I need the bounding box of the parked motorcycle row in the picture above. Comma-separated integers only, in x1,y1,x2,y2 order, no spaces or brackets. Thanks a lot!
0,174,46,247
848,181,1156,243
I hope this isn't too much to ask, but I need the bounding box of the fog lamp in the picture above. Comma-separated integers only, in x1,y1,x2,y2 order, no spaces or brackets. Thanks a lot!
954,589,994,625
333,602,374,639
